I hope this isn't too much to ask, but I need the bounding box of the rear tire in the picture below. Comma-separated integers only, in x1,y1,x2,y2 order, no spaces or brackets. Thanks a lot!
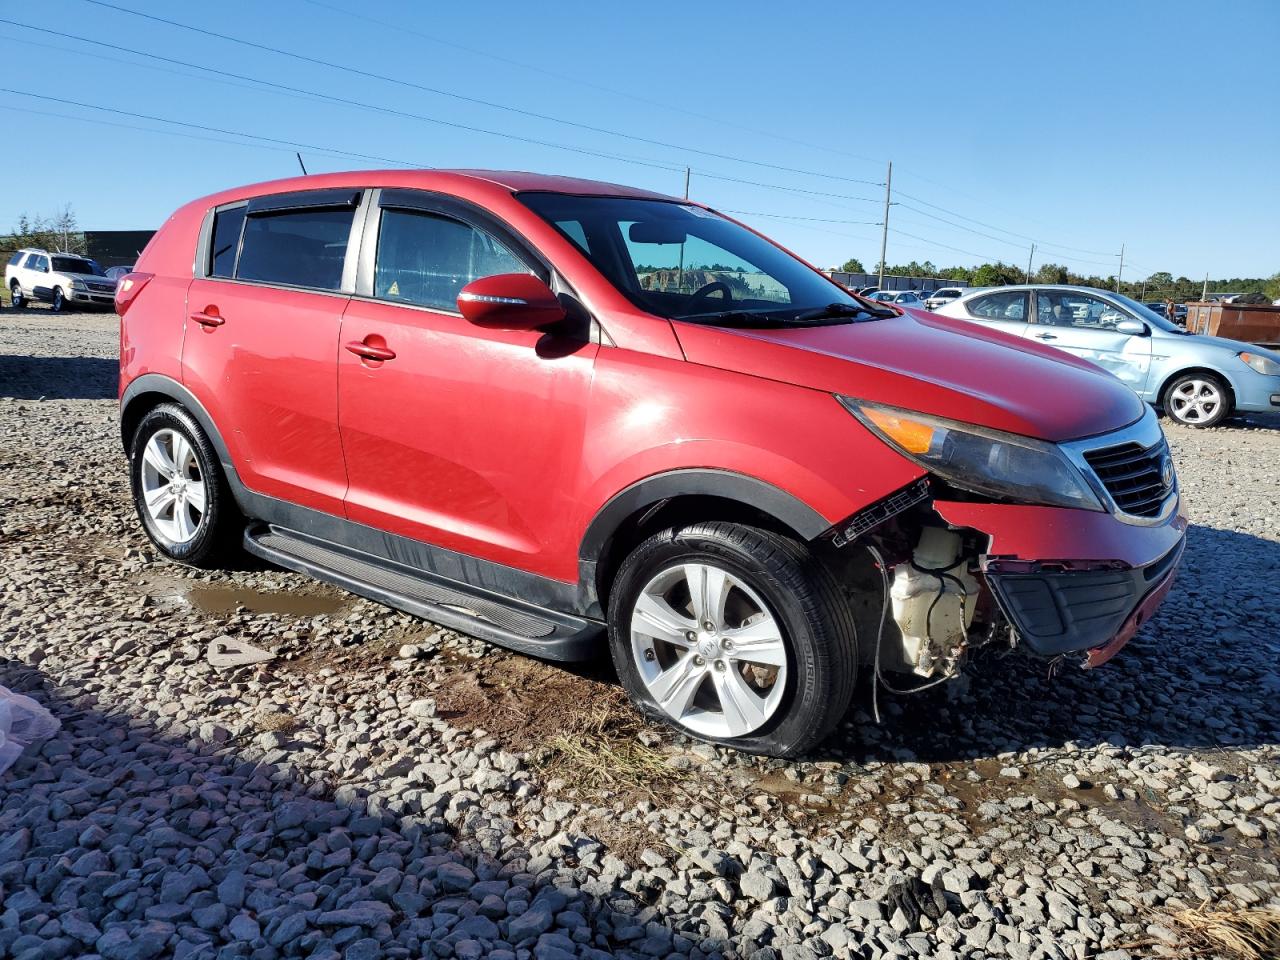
129,403,241,567
1163,372,1230,428
607,522,856,758
8,281,23,309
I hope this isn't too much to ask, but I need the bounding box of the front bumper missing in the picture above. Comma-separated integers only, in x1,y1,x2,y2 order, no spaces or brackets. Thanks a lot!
984,537,1184,660
932,497,1188,668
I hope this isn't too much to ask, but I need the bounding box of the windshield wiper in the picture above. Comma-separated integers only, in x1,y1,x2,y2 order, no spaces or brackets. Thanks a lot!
791,302,893,323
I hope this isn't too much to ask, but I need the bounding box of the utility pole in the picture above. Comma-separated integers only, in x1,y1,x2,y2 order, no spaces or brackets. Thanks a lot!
1025,243,1036,283
877,161,892,289
683,167,690,200
1201,272,1209,301
1115,243,1125,292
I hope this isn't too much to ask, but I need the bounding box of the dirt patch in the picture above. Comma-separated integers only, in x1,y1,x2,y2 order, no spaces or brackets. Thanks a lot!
433,654,634,749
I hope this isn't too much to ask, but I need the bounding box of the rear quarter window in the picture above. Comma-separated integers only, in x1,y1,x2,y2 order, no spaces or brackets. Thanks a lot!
7,251,23,266
209,206,247,278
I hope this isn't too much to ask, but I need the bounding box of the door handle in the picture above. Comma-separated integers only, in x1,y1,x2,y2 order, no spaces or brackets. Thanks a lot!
1035,333,1058,340
190,307,224,328
345,339,396,362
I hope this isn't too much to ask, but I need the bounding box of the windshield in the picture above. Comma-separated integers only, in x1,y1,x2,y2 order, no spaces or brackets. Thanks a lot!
52,256,104,276
1112,292,1182,332
518,194,875,325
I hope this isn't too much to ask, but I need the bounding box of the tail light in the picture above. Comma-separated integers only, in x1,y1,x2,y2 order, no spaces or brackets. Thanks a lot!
115,272,154,316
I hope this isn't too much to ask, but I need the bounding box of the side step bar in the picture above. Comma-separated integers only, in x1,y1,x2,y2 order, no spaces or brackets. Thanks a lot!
243,525,603,662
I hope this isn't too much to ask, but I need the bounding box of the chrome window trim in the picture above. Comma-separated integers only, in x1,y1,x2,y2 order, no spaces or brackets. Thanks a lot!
1060,406,1178,526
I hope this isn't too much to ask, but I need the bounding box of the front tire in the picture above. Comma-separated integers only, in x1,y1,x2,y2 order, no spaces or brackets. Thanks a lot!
607,522,856,758
51,287,65,312
1163,372,1230,427
129,404,241,567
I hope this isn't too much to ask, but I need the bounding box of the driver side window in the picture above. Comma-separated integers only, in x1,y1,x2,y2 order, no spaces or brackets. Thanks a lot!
621,223,793,308
1035,292,1130,330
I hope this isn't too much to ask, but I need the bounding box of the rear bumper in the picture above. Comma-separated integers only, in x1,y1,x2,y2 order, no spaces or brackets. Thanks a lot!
934,497,1188,664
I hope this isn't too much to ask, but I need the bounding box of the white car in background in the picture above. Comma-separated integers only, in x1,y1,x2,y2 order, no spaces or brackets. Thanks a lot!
924,287,965,310
5,248,118,311
864,289,926,308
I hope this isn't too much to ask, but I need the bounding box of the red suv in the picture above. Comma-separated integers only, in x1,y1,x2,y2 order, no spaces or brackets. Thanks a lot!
118,171,1186,757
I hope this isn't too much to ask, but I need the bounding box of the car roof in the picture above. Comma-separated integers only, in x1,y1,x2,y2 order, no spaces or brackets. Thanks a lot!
958,284,1119,298
189,169,681,211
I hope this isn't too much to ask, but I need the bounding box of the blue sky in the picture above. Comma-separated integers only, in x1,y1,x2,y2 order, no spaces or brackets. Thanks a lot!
3,0,1277,280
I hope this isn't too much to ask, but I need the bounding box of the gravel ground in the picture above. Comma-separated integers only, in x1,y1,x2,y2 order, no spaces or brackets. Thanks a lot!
1,308,1277,960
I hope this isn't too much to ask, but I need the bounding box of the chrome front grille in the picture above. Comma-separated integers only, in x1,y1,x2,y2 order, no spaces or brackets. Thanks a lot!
1082,438,1173,518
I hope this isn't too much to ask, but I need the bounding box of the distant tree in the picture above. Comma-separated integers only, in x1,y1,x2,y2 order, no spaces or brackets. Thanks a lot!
971,262,1024,286
1034,263,1070,284
4,205,85,255
839,257,865,273
1263,272,1280,301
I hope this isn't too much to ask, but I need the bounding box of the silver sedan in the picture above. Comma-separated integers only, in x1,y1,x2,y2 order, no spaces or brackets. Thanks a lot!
932,284,1280,427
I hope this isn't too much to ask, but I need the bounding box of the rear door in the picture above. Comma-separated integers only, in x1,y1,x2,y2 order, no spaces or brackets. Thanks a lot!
337,189,598,579
1028,289,1152,393
182,188,367,516
956,289,1031,337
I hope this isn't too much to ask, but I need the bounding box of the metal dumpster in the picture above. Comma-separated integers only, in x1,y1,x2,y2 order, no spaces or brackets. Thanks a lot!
1185,302,1280,347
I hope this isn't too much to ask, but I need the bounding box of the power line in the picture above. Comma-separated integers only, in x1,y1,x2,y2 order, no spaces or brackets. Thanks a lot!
3,19,881,208
296,0,890,170
894,188,1117,258
76,0,882,188
0,89,421,167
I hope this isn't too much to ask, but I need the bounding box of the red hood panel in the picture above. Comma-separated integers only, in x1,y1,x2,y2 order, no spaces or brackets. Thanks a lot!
674,309,1144,442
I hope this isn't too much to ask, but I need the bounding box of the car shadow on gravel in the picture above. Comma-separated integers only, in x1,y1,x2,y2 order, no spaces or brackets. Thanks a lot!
0,658,680,959
815,521,1280,767
0,354,118,400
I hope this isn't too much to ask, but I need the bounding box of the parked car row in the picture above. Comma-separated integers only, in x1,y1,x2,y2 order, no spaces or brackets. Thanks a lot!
4,248,134,310
115,169,1192,757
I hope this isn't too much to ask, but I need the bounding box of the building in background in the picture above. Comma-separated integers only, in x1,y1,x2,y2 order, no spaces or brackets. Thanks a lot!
825,270,970,294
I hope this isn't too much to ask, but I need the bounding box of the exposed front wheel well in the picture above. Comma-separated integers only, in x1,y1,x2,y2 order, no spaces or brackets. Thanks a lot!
592,494,810,615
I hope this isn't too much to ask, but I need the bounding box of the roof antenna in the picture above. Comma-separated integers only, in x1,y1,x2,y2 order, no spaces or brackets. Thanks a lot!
295,152,308,175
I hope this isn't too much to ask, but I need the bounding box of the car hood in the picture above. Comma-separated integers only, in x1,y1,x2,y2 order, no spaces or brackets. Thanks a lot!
1174,331,1280,362
674,308,1146,443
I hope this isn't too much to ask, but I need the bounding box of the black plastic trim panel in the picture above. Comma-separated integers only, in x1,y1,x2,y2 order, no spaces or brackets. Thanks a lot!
988,538,1184,656
246,188,362,215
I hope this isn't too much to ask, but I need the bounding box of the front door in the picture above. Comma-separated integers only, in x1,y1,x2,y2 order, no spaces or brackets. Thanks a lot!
1028,289,1152,394
337,193,598,582
182,194,363,516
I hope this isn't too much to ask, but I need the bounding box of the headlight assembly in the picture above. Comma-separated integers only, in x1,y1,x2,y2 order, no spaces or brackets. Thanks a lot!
838,398,1104,511
1239,351,1280,376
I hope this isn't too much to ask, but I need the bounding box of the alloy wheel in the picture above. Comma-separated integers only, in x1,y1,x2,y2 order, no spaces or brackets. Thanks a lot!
139,428,207,543
1169,379,1222,424
629,561,788,738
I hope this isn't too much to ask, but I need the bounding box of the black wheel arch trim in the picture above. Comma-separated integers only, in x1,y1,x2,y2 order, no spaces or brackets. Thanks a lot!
578,468,832,565
120,374,238,473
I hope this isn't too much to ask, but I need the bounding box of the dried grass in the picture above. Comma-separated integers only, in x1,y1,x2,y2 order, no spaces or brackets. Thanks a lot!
1163,906,1280,960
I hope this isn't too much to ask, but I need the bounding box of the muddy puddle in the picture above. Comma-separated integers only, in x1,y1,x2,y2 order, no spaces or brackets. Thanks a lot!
152,581,349,617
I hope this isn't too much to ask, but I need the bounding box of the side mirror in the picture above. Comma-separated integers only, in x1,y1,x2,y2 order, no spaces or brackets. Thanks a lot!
457,273,566,331
1115,319,1147,336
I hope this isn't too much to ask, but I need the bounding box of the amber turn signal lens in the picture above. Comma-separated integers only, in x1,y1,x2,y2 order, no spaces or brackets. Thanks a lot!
862,408,935,454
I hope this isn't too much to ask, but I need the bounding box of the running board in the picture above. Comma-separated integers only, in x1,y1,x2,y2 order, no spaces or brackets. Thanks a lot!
242,525,602,661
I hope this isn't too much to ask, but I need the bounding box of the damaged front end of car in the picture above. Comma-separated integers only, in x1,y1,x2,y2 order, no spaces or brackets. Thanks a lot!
821,401,1187,696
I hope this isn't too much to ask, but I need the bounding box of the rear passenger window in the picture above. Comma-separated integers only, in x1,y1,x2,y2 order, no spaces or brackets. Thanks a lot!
374,209,528,311
236,207,355,291
7,251,22,266
209,206,246,278
968,290,1028,321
